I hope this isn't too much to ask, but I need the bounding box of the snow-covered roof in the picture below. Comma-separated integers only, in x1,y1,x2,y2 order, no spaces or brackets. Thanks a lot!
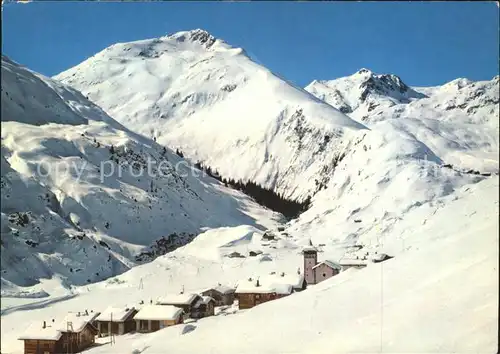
200,284,235,295
302,246,318,253
338,259,368,266
18,311,99,341
157,293,199,306
370,253,392,262
235,279,276,294
95,306,136,322
235,277,293,295
213,285,236,294
201,296,215,304
193,296,215,308
58,311,99,332
261,273,304,289
18,322,62,341
133,305,183,321
273,283,293,295
312,260,342,271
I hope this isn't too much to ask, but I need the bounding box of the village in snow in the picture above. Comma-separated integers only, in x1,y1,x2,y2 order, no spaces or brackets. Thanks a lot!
13,230,395,354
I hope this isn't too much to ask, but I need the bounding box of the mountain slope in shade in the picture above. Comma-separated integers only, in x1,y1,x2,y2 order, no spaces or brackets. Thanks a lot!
1,55,281,294
55,29,367,201
305,70,499,172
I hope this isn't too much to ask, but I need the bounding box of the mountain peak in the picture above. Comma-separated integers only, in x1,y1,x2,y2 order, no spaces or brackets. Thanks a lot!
166,28,219,49
356,68,372,75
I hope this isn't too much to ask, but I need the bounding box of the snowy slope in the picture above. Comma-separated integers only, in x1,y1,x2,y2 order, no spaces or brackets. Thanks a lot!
306,70,499,172
1,55,281,295
55,29,367,201
1,176,497,354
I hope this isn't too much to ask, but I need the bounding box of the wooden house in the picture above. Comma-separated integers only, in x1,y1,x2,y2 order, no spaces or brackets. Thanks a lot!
200,285,236,306
191,296,216,319
312,260,342,284
234,278,292,309
19,311,99,354
18,321,63,354
133,305,183,333
156,293,202,317
95,306,137,336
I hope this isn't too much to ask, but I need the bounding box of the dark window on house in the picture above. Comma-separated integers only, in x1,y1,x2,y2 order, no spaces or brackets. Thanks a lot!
322,273,326,277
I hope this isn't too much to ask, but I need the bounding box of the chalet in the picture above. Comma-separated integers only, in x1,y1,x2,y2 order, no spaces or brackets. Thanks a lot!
57,312,99,353
201,285,236,306
19,311,99,354
234,278,293,309
156,293,202,317
95,306,137,336
133,305,183,333
235,279,277,309
191,296,216,318
18,321,63,354
261,272,306,293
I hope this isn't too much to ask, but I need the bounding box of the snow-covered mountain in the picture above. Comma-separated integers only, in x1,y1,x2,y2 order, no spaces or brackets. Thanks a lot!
55,29,367,201
305,69,499,127
1,55,281,295
305,70,499,173
306,68,426,118
54,30,493,242
53,29,493,248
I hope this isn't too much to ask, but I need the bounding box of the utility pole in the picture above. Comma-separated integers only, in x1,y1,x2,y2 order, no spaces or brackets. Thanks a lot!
110,312,115,345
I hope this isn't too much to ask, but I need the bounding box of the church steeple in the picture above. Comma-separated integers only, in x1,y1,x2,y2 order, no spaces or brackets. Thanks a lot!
302,241,318,285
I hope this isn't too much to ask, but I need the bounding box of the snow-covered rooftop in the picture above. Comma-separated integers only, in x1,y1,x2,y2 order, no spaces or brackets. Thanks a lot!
18,311,99,341
194,296,215,309
261,272,304,289
235,279,276,294
200,284,236,295
157,293,199,306
133,305,183,321
58,311,99,332
201,296,215,304
235,277,293,295
302,246,318,253
95,306,136,322
18,322,62,341
213,285,236,294
273,283,293,295
312,260,342,271
338,259,368,266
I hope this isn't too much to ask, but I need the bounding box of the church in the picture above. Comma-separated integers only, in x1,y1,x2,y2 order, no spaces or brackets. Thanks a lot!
302,246,342,285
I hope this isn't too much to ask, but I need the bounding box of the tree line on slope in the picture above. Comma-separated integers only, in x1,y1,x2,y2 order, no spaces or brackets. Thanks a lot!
175,149,311,219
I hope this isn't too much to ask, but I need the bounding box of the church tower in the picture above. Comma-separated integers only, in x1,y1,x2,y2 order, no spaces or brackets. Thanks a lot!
303,245,318,285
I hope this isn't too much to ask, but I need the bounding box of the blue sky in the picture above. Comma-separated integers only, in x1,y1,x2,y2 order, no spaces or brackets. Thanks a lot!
2,1,498,87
